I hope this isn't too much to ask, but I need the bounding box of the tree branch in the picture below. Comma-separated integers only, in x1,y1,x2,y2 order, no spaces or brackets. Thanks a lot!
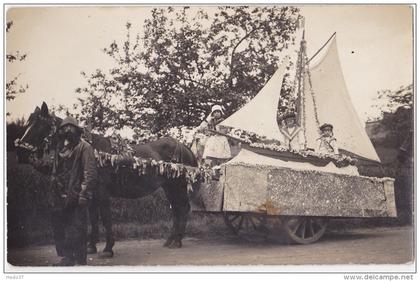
228,27,258,87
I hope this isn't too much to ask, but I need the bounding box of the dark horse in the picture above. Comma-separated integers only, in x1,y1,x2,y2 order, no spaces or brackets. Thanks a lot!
15,102,198,256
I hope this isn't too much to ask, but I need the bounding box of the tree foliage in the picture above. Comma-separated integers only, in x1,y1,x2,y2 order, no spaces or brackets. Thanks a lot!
372,84,413,151
6,117,26,151
6,21,28,102
75,6,300,134
376,84,413,113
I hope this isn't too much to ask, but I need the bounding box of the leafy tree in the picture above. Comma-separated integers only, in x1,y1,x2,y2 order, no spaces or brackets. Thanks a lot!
6,118,26,151
6,21,28,102
372,84,413,147
375,84,413,113
382,85,413,167
373,85,413,225
371,84,413,136
76,6,300,134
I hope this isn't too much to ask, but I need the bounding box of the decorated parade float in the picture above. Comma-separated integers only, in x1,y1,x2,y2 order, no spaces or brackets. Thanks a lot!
190,31,397,244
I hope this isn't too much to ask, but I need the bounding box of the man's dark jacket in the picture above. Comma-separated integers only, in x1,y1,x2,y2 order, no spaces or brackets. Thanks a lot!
52,139,97,207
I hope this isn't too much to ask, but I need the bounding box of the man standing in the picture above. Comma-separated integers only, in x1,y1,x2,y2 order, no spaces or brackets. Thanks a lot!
52,116,97,266
279,112,305,151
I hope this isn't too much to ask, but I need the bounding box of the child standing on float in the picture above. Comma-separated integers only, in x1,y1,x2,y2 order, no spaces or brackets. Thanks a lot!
195,105,232,166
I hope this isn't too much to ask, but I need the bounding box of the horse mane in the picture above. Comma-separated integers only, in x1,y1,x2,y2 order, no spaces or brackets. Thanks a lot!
48,114,197,167
178,140,198,167
90,134,197,167
90,133,113,153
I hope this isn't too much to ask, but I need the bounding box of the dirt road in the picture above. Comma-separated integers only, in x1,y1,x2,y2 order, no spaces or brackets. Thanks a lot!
7,226,413,267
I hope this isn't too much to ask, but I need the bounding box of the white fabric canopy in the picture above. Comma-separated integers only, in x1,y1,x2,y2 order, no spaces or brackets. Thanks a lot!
219,58,289,140
303,37,380,162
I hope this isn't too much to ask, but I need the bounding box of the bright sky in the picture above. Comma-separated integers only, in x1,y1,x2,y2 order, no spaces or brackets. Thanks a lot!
6,5,413,123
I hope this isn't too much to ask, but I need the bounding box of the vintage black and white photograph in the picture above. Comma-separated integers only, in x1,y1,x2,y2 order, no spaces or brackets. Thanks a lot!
4,3,415,274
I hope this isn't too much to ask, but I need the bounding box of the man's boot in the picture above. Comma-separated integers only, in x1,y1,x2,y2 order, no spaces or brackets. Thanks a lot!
53,257,75,266
55,243,65,257
75,258,87,266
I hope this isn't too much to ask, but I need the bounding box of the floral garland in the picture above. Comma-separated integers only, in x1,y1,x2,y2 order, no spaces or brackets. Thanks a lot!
248,142,356,167
219,126,357,167
218,125,273,144
93,149,212,184
306,64,321,129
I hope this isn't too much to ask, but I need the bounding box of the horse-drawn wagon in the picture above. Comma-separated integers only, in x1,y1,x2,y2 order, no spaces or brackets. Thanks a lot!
13,30,398,251
190,32,397,244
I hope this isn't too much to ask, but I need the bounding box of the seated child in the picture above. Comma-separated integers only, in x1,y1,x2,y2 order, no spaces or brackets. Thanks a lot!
315,123,339,155
278,112,305,151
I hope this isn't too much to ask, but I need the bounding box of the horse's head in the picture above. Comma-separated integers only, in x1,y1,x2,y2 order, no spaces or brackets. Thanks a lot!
15,102,57,163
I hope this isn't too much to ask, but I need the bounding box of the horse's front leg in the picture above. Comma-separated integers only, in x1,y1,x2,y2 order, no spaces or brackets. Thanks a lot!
97,196,114,258
87,201,99,254
171,201,190,249
162,183,176,247
162,178,190,248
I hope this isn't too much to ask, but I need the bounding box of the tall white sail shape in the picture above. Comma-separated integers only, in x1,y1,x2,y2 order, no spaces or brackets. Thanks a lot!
219,58,289,141
303,37,380,162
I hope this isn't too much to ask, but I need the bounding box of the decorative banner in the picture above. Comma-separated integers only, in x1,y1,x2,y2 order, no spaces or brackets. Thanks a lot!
94,149,212,184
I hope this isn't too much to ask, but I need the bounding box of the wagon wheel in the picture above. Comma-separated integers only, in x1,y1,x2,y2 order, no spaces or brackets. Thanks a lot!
224,212,269,237
283,216,328,244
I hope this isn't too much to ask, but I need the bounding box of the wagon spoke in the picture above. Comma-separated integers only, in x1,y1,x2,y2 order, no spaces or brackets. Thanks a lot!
260,224,270,233
245,215,250,232
260,215,268,227
237,215,244,230
255,215,264,224
229,214,241,224
300,220,307,239
313,218,326,233
224,213,270,238
291,218,302,235
318,218,326,227
309,219,315,237
250,216,258,230
312,219,320,230
284,217,329,244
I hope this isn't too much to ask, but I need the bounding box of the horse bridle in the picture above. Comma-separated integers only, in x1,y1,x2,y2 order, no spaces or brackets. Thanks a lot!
14,115,58,156
14,138,37,152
